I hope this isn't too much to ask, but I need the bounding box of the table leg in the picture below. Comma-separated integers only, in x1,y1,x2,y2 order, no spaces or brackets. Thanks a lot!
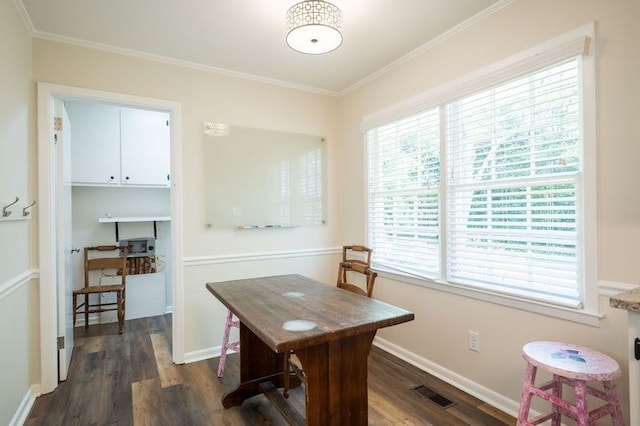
295,331,376,426
221,322,301,408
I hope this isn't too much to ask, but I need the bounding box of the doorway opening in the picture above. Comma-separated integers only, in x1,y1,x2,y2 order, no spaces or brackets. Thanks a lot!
37,83,184,394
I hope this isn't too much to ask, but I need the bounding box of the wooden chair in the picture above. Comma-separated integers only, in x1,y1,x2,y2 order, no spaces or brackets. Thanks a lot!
72,245,128,334
337,244,376,297
283,245,378,397
340,245,372,271
337,261,377,297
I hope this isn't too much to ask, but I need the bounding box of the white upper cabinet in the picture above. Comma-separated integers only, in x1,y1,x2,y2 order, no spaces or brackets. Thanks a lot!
67,102,171,187
120,108,170,186
67,102,121,185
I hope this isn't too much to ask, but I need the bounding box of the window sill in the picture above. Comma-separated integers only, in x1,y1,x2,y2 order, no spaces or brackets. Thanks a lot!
375,269,603,327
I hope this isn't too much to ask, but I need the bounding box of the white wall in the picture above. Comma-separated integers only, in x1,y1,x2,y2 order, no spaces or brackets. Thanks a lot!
0,0,38,424
338,0,638,421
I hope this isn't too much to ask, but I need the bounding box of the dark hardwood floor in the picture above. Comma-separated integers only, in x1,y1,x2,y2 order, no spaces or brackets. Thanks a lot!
25,314,515,425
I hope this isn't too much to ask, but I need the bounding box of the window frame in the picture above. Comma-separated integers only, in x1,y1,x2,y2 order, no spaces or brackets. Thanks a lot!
362,23,599,325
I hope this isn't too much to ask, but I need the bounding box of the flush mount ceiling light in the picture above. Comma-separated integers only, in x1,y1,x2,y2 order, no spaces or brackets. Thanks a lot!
286,0,343,55
203,122,230,136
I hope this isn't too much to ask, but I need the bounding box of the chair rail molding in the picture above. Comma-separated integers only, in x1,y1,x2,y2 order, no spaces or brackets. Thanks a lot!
183,246,341,267
0,269,38,302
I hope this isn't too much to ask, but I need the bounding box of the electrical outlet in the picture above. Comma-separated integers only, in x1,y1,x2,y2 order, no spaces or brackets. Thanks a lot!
468,330,480,352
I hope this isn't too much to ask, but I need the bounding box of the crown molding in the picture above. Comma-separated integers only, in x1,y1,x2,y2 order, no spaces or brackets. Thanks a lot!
339,0,518,96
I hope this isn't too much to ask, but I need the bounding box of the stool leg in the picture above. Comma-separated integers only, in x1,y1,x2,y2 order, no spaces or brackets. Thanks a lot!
517,363,537,425
217,310,234,378
574,380,588,426
551,374,562,426
603,380,624,426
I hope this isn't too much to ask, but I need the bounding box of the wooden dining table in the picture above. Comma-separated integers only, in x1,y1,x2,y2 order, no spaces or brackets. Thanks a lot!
206,274,415,425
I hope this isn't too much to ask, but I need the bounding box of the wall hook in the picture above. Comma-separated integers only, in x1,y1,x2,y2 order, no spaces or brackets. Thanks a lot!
23,200,36,217
2,196,19,217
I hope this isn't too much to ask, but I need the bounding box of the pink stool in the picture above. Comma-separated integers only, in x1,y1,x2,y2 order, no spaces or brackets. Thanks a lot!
517,341,624,426
217,309,240,377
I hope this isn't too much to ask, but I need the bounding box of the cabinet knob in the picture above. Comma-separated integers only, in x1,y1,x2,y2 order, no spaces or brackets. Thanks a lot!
110,176,114,180
125,176,130,180
167,174,170,181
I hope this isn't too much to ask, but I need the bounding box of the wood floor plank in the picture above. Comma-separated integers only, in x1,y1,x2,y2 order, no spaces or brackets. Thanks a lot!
478,403,517,426
129,331,159,383
26,314,516,425
368,386,429,425
61,350,104,425
131,378,174,425
180,360,225,420
150,332,182,388
93,337,133,425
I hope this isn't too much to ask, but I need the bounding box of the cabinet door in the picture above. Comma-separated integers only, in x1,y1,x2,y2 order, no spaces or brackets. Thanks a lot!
67,102,121,185
120,108,171,186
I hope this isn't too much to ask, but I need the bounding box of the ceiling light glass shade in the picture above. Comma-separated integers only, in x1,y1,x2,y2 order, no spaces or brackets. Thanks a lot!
286,0,343,55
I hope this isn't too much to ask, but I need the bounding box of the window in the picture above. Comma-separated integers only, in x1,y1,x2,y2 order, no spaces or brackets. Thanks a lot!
365,27,595,315
446,58,581,307
368,109,441,277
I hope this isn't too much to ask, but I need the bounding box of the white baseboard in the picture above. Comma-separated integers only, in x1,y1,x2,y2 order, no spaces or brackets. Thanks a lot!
10,384,39,426
184,345,226,364
373,336,522,418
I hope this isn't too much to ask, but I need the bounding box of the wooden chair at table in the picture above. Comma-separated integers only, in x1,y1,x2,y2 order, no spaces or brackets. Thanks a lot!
72,245,129,334
282,245,378,397
338,245,373,282
336,261,378,297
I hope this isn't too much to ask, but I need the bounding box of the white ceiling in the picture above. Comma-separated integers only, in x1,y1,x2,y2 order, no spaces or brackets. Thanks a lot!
18,0,505,95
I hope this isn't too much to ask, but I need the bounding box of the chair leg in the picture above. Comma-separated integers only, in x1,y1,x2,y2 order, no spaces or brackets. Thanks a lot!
84,294,89,329
121,288,126,334
72,293,77,327
117,290,124,334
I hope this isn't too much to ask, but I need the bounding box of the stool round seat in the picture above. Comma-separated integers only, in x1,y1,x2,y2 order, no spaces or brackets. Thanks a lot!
523,341,621,382
517,341,624,426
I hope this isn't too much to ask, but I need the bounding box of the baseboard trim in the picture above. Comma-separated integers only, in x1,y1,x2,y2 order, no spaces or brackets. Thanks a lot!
9,384,39,426
182,246,341,267
184,345,227,364
373,336,522,418
0,269,38,302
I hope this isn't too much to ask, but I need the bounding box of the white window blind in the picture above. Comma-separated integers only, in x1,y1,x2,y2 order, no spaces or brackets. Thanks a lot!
446,58,582,307
366,55,586,309
367,108,441,277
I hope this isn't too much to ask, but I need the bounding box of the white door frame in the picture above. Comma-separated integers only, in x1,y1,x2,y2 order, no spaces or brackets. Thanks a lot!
37,82,185,393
